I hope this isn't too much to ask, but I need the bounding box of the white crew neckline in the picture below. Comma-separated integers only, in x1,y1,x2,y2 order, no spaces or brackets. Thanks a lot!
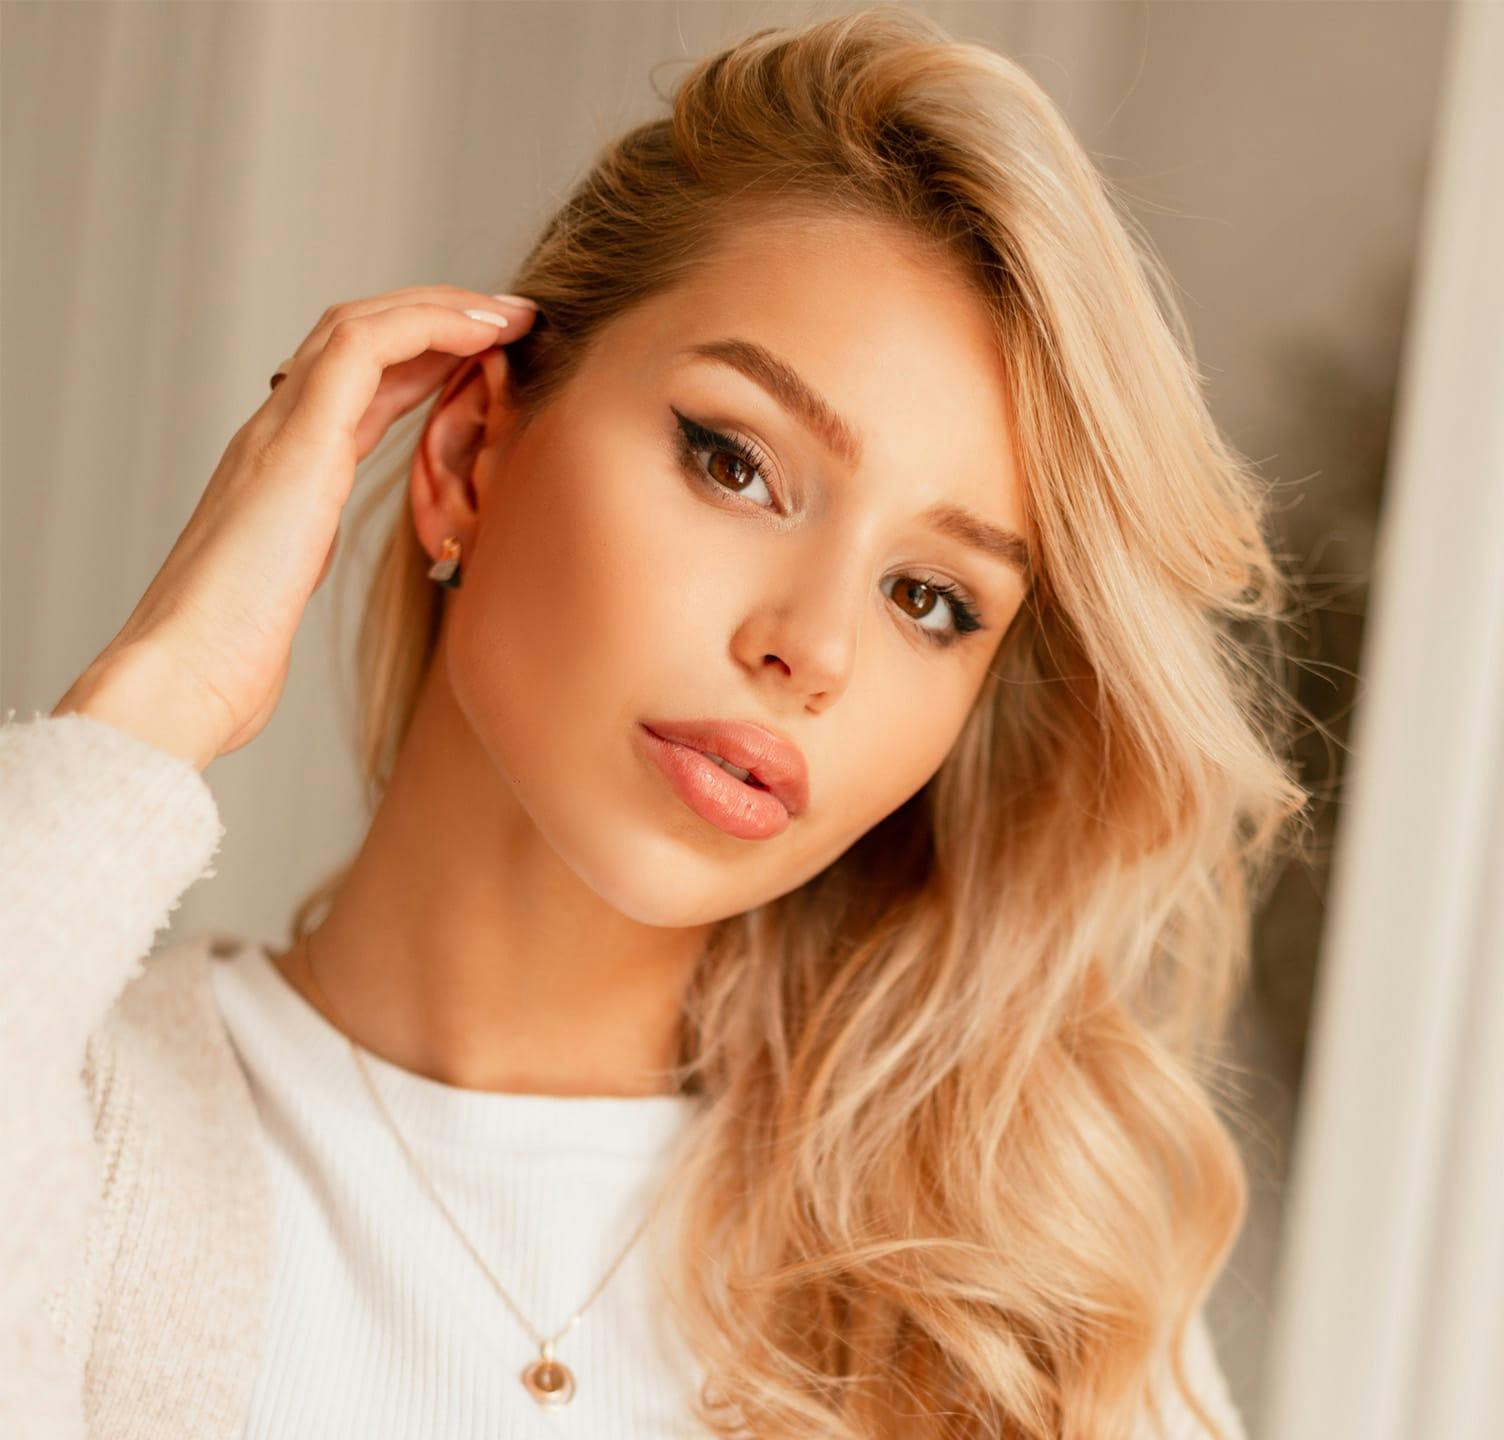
211,938,704,1159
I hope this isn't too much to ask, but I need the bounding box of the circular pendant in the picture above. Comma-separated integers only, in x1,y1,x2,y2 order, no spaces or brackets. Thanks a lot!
521,1354,576,1407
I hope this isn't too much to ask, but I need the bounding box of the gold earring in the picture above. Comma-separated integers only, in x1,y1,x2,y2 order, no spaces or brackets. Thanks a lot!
428,535,462,588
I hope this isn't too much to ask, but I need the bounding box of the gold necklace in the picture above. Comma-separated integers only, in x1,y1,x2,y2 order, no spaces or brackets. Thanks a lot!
301,930,672,1408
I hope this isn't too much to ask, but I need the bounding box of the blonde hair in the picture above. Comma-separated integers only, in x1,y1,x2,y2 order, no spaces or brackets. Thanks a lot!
292,9,1310,1436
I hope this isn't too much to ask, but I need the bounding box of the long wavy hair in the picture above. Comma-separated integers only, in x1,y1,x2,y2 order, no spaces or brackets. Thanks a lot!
289,9,1311,1437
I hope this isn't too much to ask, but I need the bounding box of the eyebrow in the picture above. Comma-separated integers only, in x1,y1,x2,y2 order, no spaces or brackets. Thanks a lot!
680,336,1032,578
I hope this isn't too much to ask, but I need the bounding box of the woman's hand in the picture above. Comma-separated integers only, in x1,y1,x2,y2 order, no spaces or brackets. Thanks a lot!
51,284,538,771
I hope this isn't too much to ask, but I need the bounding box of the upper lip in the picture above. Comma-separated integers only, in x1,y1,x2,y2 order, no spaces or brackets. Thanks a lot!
642,718,810,817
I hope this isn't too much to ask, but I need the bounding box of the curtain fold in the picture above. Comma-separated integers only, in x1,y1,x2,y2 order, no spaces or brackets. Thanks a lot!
1260,4,1504,1437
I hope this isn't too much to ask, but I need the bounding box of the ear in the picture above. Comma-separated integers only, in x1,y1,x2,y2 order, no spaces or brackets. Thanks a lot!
409,344,516,566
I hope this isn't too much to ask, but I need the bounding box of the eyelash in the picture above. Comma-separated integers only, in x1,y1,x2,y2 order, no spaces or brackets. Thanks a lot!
670,408,988,649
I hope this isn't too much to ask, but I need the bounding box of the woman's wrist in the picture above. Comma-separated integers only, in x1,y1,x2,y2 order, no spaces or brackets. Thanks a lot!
52,642,221,773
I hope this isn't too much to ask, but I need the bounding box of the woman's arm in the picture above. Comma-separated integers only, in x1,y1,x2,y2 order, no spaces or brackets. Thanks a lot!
0,705,224,1428
0,289,537,1432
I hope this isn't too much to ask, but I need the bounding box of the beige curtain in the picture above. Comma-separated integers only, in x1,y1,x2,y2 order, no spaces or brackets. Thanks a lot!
1261,4,1504,1437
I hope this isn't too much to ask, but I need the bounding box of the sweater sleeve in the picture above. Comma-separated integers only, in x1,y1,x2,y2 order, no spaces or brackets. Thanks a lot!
0,708,225,1436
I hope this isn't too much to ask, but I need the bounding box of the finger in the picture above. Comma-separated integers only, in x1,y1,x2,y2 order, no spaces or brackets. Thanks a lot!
293,285,539,362
248,300,523,456
271,291,536,415
344,348,476,460
280,302,517,453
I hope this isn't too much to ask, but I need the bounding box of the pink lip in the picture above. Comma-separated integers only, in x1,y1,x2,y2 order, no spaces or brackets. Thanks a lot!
638,718,809,840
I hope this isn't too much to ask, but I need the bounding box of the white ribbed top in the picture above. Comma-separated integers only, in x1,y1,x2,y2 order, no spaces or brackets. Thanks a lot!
208,940,712,1440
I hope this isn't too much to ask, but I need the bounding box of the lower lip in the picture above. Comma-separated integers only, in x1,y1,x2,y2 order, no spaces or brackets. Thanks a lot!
637,725,792,840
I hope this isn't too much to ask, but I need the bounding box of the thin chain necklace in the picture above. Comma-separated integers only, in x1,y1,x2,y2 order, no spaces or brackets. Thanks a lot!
301,929,674,1408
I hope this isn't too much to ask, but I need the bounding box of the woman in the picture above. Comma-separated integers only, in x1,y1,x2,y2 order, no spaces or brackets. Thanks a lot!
1,9,1307,1438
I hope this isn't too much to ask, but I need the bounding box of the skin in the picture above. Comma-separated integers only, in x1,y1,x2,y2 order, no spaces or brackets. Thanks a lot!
268,214,1031,1097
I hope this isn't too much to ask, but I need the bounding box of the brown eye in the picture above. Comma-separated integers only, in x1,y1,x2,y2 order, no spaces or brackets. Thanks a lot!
673,409,779,511
881,573,986,647
892,578,939,621
706,450,757,494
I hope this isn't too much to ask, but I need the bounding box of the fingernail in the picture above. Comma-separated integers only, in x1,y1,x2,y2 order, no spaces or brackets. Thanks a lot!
463,308,510,328
489,293,539,310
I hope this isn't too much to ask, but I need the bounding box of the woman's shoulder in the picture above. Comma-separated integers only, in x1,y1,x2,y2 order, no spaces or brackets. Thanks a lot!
95,928,258,1095
83,923,274,1280
84,928,269,1203
67,928,275,1429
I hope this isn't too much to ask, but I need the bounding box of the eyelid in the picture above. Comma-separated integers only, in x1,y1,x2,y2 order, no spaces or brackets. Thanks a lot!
673,408,787,509
672,407,989,642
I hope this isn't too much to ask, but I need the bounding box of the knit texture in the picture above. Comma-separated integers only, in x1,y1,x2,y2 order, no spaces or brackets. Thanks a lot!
0,707,268,1440
0,707,1246,1439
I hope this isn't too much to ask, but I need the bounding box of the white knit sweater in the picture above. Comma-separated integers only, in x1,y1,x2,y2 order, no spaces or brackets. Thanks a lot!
0,708,1247,1439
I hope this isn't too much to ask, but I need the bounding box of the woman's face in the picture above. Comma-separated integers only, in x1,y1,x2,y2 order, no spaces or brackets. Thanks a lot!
441,214,1031,927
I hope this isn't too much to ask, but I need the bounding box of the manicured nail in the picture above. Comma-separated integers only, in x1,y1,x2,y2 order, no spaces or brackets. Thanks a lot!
463,308,510,328
489,293,539,310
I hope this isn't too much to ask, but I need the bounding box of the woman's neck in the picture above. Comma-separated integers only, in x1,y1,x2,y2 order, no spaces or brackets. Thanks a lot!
268,658,708,1100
